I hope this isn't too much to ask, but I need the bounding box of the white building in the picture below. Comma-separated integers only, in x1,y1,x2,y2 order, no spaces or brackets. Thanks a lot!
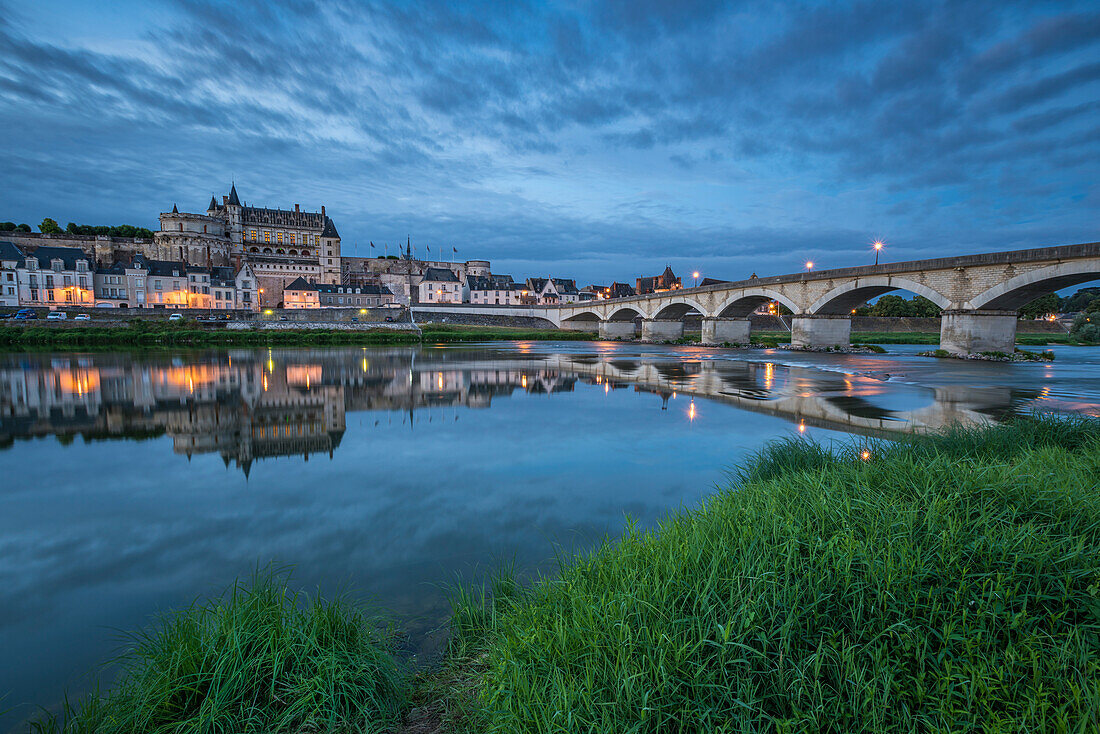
465,274,526,305
6,244,95,308
418,267,462,304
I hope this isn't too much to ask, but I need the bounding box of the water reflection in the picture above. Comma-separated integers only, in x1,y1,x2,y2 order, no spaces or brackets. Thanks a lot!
0,346,1056,466
1,342,1099,730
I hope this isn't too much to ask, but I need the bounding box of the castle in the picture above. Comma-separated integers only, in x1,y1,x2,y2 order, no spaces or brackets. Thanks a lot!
155,184,342,306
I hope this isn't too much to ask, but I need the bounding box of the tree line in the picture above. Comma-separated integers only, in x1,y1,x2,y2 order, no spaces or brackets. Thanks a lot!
0,218,154,239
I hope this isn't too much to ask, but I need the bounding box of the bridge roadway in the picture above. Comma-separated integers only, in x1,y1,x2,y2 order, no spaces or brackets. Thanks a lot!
418,242,1100,354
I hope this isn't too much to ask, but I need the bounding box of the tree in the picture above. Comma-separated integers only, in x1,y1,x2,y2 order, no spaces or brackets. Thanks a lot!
0,222,15,231
870,295,911,317
1018,293,1059,320
1061,287,1100,313
39,218,62,234
16,223,31,232
910,296,942,317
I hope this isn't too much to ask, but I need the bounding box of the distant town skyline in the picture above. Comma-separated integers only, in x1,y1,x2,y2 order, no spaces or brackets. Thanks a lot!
2,0,1097,284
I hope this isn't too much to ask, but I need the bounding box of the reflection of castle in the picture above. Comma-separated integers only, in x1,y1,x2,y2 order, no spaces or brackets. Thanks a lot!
0,347,1062,470
0,348,574,473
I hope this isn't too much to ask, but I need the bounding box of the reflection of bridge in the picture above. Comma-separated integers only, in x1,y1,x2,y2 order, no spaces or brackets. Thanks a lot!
426,243,1100,354
539,355,1039,438
0,346,1059,465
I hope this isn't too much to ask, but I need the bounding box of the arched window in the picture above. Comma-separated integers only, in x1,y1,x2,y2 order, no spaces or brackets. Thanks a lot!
249,247,259,253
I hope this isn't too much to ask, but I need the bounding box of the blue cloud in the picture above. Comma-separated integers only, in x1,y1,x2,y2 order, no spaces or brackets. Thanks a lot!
0,0,1096,284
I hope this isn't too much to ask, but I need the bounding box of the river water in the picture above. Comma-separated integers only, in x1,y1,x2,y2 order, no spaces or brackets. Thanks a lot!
2,341,1099,728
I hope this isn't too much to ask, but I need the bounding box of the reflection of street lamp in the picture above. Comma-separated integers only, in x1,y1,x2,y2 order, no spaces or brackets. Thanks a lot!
873,240,884,266
692,271,700,288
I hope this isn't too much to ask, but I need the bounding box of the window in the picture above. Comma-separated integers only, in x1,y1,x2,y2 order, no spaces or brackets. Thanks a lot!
277,232,283,244
250,230,257,241
79,277,87,288
45,276,54,288
77,261,87,272
26,259,37,271
264,232,270,242
242,280,250,288
289,233,295,244
30,289,38,301
154,280,162,291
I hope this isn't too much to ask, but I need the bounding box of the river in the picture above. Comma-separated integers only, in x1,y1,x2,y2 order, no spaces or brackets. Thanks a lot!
2,341,1099,729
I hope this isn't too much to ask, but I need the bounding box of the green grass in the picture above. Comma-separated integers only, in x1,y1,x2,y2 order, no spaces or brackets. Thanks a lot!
0,323,596,350
450,417,1100,733
34,571,407,734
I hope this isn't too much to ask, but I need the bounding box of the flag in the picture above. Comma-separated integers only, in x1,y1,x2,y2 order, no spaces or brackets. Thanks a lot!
452,246,457,254
426,244,430,253
370,241,375,249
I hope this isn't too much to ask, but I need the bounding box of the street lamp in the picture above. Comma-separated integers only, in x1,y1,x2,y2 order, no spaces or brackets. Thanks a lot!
692,271,700,288
805,261,814,271
873,240,884,266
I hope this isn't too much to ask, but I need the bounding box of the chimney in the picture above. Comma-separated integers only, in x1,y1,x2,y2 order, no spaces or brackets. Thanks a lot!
295,204,300,212
223,196,228,205
321,205,325,217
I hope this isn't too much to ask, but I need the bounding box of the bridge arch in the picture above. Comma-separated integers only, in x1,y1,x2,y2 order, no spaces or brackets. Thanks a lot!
967,260,1100,310
561,310,602,324
715,289,799,317
607,305,647,321
651,297,708,320
809,277,951,315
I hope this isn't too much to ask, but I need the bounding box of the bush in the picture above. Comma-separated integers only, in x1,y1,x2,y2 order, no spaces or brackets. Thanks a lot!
457,418,1100,732
35,571,407,733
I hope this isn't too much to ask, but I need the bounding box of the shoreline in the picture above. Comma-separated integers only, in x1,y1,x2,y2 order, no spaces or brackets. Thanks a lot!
24,416,1100,733
0,323,1094,352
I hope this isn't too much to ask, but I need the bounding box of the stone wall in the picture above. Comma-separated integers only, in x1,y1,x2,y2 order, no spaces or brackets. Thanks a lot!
414,310,557,328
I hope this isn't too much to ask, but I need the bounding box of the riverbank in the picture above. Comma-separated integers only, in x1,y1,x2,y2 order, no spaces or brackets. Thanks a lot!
34,416,1100,733
0,324,598,349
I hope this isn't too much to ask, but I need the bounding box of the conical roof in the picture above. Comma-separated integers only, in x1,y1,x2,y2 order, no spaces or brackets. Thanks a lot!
228,183,240,206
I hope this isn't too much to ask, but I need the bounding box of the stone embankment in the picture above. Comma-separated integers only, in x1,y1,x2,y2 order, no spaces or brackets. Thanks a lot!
227,321,419,332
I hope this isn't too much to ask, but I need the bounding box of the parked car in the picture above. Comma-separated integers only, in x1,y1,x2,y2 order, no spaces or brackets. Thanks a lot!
168,313,184,321
73,313,90,321
384,316,394,323
14,310,37,320
46,311,68,320
0,312,12,319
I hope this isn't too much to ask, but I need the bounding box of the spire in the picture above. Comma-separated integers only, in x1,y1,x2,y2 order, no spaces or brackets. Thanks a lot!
207,195,218,211
228,183,240,206
172,203,178,214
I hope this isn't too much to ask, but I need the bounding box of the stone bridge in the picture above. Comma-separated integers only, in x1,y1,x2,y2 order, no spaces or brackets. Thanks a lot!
550,242,1100,353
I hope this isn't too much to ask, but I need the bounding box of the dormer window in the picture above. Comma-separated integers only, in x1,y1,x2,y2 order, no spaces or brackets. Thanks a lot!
76,261,88,272
52,259,63,271
26,259,37,271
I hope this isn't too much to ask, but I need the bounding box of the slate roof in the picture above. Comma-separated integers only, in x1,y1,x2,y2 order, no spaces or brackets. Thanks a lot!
227,183,241,207
25,245,92,270
466,274,516,291
0,240,23,262
320,216,340,239
422,267,459,283
609,282,635,298
134,257,188,278
284,276,317,292
208,195,219,211
700,278,730,287
210,266,238,286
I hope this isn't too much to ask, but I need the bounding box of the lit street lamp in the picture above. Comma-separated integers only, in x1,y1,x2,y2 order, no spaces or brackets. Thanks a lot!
805,261,814,272
692,271,700,288
873,240,884,266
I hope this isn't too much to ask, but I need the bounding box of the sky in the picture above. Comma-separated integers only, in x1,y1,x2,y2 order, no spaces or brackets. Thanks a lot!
1,0,1097,285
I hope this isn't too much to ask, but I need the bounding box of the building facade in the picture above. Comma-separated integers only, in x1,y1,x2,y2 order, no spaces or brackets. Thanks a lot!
156,185,343,307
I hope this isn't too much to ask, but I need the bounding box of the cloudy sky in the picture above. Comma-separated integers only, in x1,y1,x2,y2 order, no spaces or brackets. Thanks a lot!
2,0,1097,284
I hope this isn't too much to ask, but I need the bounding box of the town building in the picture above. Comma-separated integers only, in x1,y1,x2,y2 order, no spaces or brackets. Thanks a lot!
419,267,462,303
93,259,147,308
465,274,526,305
526,277,583,304
2,244,96,308
315,282,396,307
283,277,321,309
0,241,22,307
609,282,636,298
636,266,681,295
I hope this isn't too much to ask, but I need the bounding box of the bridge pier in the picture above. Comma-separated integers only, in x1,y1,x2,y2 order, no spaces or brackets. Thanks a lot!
939,310,1017,355
701,317,750,345
598,320,637,340
791,315,851,349
641,319,684,342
